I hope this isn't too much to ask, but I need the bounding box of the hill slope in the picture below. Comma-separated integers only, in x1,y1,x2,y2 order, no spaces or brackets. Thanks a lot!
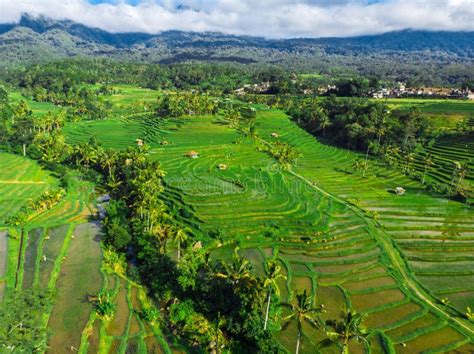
1,14,473,69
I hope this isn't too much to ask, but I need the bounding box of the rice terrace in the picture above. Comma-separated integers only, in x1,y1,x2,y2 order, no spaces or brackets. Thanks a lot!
1,4,474,354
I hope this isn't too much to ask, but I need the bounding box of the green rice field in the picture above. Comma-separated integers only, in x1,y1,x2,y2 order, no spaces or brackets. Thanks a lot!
0,148,169,353
3,88,473,353
59,90,474,352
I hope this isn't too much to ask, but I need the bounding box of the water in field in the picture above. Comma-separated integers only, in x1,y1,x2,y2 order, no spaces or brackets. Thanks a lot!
47,222,103,353
22,228,43,289
0,231,7,278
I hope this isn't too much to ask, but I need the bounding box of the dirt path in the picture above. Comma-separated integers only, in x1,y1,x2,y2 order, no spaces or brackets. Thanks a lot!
288,169,474,337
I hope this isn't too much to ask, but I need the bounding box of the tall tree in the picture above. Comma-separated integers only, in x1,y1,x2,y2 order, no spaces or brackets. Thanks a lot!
422,153,434,185
172,227,188,263
319,308,370,354
263,258,286,330
282,290,325,354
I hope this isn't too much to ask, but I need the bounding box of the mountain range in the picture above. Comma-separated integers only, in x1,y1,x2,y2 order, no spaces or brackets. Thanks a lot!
0,14,473,69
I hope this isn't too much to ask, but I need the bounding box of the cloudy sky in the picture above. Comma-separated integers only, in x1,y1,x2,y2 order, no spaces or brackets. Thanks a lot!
0,0,473,38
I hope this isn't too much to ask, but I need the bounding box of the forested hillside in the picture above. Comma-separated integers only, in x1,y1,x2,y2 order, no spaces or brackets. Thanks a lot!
1,15,473,86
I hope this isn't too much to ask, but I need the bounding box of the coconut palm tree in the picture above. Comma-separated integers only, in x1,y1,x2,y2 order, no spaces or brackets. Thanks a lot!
403,152,415,175
319,308,370,354
263,258,287,330
99,150,118,178
282,290,325,354
213,311,226,354
365,140,378,164
172,227,188,263
352,159,369,177
214,248,253,286
454,162,469,189
318,115,331,138
75,143,98,168
422,153,434,185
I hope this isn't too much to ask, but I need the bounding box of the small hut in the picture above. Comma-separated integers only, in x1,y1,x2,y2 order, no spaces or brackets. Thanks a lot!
271,132,280,138
160,140,169,146
217,164,228,171
395,187,406,196
185,151,199,159
136,139,144,147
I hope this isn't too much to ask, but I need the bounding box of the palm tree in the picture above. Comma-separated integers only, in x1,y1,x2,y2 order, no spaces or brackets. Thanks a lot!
318,115,331,138
403,152,415,175
422,153,434,185
172,227,188,263
365,140,378,164
319,308,370,354
213,311,226,354
214,248,253,284
282,290,325,354
352,159,369,177
263,258,287,330
456,162,469,190
99,150,117,178
75,143,98,168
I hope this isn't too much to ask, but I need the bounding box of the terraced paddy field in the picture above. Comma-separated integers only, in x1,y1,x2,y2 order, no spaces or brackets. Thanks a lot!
104,85,160,106
373,98,474,130
0,151,169,353
0,152,59,224
63,118,145,149
410,129,474,201
60,104,474,352
66,108,474,352
380,98,474,115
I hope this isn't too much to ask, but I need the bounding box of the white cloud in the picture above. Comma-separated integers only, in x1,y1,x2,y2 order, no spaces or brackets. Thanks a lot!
0,0,473,38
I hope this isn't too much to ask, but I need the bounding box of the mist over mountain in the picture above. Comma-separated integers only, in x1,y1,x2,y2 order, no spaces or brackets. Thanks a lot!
0,14,473,80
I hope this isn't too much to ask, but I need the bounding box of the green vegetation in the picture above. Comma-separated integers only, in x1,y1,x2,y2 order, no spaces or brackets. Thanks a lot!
1,59,473,353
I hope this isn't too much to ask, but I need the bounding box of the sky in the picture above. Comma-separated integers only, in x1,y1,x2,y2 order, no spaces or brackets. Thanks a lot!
0,0,473,38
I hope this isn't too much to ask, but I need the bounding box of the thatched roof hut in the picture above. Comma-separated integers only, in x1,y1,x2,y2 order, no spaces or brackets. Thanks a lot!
185,151,199,158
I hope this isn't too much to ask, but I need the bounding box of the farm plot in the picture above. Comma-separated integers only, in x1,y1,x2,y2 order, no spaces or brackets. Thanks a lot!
47,222,103,353
73,271,171,353
411,131,473,200
254,108,474,347
8,91,61,116
0,153,58,224
137,114,472,352
63,118,144,149
62,98,474,351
